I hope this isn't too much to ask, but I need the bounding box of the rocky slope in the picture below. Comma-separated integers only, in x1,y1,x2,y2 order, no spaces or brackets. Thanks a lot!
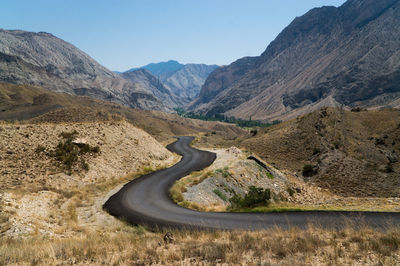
242,108,400,197
124,60,218,101
163,64,218,100
121,69,181,108
0,120,176,237
0,29,173,112
190,0,400,121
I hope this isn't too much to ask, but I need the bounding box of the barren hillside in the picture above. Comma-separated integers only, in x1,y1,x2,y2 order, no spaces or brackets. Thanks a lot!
0,120,175,237
242,108,400,197
0,83,248,143
190,0,400,121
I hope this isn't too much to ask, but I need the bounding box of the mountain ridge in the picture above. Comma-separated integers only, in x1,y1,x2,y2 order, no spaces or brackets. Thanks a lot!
0,29,174,112
189,0,400,121
123,60,218,100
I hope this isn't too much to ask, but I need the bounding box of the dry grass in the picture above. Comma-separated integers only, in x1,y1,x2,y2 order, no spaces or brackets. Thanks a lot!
0,83,247,144
170,170,213,211
242,108,400,197
2,224,400,265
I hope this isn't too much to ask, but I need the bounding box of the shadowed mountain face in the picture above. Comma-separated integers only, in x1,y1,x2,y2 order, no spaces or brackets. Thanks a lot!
124,60,218,101
190,0,400,121
0,29,174,112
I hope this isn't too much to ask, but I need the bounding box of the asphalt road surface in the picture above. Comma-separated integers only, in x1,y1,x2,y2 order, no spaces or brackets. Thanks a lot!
103,136,400,230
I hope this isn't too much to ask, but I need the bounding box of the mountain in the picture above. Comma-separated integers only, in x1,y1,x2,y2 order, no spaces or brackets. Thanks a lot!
120,69,181,108
0,29,173,112
164,64,218,99
124,60,218,100
126,60,184,81
189,0,400,121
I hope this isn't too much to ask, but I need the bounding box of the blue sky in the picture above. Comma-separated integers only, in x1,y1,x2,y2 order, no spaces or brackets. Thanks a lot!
1,0,346,71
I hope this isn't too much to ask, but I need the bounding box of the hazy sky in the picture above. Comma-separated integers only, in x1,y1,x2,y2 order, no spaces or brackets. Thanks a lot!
1,0,346,71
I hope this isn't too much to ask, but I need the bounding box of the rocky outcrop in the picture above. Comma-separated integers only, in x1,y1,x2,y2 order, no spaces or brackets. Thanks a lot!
190,0,400,121
0,29,172,112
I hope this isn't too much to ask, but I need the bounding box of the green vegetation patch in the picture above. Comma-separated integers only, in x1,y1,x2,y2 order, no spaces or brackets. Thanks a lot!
36,130,100,174
213,189,227,201
175,108,281,128
229,186,271,210
215,167,230,178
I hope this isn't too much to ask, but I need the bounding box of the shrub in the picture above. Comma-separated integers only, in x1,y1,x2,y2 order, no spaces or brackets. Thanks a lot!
351,107,361,112
384,164,394,173
375,138,385,146
312,148,320,155
35,145,46,153
213,189,227,201
215,167,230,178
287,187,295,197
51,131,100,173
230,186,271,209
59,130,78,141
302,164,316,177
266,171,274,179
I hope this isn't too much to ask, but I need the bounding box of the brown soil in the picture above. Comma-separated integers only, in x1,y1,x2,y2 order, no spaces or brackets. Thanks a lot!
242,108,400,197
0,82,248,144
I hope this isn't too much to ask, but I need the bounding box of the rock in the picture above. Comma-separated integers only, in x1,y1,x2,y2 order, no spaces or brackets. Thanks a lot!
163,232,174,244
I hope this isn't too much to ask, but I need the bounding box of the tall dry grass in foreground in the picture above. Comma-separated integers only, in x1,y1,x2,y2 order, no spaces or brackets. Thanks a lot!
2,224,400,265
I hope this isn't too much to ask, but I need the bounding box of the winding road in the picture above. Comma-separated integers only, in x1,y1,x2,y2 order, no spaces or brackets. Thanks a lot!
103,136,400,230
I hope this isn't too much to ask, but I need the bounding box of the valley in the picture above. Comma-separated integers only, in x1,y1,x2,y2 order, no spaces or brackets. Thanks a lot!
1,0,400,264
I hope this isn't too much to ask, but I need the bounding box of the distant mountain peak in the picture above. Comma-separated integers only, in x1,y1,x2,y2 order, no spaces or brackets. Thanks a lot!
122,61,218,101
125,60,184,78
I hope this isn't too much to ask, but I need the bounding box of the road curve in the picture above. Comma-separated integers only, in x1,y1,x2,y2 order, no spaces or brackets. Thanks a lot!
103,136,400,230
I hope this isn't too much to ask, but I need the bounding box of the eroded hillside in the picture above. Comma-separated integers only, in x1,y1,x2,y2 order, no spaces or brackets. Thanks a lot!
0,120,176,237
242,108,400,197
0,83,248,143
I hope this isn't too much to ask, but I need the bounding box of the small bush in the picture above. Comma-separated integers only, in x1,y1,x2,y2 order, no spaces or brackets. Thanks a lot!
302,164,316,177
82,161,89,171
35,145,46,153
142,165,153,174
266,171,274,179
213,189,227,201
287,187,295,197
51,131,100,173
384,164,394,173
375,138,385,146
59,130,78,141
312,148,320,155
230,186,271,209
215,167,230,178
333,141,340,149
